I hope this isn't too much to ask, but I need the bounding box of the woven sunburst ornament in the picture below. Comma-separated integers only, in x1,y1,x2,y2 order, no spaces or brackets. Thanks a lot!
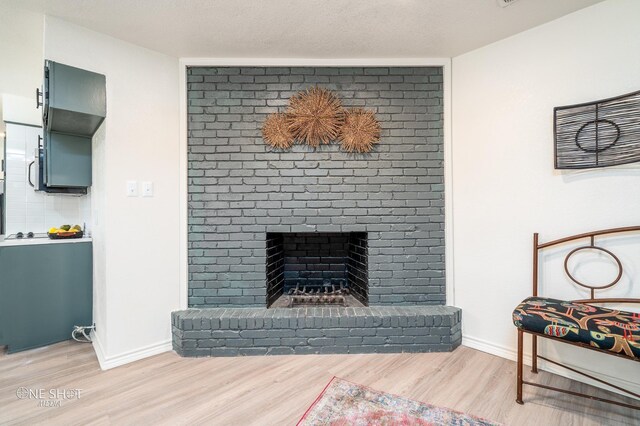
262,113,294,149
287,87,344,147
338,108,381,153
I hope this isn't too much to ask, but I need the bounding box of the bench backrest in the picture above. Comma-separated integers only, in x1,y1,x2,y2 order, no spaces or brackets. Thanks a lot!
534,226,640,305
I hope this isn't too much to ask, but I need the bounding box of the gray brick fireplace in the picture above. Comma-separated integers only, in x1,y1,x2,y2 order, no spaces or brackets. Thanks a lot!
172,66,460,357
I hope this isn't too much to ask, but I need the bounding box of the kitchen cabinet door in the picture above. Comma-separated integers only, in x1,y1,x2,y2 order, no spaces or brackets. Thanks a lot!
0,241,93,353
45,61,106,137
45,132,92,188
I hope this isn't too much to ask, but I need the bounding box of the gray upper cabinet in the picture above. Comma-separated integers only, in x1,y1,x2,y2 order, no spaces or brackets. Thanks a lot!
44,60,106,137
37,60,105,192
45,132,92,187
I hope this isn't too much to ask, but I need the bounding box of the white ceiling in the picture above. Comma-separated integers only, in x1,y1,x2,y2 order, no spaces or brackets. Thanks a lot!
7,0,603,58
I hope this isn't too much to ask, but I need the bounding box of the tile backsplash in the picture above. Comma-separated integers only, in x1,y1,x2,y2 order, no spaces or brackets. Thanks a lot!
4,122,90,234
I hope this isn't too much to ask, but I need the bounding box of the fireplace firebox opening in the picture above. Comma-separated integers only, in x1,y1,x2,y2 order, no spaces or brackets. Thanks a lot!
266,232,368,308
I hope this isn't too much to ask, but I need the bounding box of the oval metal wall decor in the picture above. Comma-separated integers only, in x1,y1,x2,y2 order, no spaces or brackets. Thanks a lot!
554,90,640,169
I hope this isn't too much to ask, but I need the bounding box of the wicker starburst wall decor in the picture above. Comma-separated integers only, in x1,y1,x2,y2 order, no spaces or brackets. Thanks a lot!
262,112,294,149
261,86,381,153
286,87,344,147
338,108,381,153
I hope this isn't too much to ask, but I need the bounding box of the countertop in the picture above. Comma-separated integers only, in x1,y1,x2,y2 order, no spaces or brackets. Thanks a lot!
0,236,92,247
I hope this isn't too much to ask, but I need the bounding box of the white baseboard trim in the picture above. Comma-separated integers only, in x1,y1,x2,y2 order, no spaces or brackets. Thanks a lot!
92,331,172,370
462,335,640,398
462,335,532,365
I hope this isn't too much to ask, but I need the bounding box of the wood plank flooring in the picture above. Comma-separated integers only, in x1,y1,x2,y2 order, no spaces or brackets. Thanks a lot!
0,342,638,425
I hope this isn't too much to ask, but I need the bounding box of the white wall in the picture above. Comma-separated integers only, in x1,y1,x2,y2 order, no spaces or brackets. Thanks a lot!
2,94,41,127
44,17,181,369
452,0,640,394
0,6,43,134
0,5,43,182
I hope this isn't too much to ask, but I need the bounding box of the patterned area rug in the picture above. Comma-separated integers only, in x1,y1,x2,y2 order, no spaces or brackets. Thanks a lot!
298,377,500,426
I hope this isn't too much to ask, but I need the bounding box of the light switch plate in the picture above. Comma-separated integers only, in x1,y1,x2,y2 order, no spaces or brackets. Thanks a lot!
126,180,138,197
142,181,153,197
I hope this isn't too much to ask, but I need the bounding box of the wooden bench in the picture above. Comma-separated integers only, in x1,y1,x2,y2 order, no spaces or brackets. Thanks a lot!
513,227,640,410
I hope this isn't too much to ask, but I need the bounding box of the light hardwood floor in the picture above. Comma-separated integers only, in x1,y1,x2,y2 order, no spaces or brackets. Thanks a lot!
0,342,638,425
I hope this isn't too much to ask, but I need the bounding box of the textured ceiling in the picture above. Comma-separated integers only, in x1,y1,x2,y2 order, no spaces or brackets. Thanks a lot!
4,0,604,58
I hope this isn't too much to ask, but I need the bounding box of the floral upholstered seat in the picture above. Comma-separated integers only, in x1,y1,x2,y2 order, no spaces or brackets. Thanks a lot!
513,297,640,359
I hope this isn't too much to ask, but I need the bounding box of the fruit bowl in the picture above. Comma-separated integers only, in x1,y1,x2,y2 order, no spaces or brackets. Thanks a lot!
48,231,84,240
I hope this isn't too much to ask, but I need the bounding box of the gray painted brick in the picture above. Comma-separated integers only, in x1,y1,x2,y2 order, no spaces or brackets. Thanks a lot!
187,67,444,308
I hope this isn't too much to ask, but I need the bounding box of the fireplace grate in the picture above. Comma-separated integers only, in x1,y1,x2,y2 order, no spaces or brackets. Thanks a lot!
287,282,349,307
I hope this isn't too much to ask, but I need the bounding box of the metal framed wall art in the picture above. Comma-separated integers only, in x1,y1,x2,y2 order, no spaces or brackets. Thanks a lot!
554,90,640,169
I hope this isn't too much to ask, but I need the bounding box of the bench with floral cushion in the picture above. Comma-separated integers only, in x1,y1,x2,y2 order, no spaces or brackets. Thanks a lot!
513,297,640,359
514,228,640,411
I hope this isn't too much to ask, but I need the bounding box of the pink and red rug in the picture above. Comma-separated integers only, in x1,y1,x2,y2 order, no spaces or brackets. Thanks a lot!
298,377,499,426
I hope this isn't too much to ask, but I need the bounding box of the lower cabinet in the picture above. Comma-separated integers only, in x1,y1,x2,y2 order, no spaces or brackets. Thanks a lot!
0,241,92,353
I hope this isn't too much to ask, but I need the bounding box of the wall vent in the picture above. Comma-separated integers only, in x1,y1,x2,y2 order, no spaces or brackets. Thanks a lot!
497,0,521,7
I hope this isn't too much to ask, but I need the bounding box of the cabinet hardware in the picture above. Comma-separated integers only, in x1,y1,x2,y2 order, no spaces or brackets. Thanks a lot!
28,161,35,188
36,88,43,109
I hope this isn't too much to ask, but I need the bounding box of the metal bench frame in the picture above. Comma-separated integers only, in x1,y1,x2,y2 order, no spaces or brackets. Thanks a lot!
517,226,640,410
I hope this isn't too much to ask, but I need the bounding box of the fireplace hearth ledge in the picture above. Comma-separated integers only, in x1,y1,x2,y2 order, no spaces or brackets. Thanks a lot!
171,306,461,357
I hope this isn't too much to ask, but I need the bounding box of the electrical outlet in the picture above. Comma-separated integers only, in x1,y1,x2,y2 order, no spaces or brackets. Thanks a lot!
126,180,138,197
142,181,154,197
